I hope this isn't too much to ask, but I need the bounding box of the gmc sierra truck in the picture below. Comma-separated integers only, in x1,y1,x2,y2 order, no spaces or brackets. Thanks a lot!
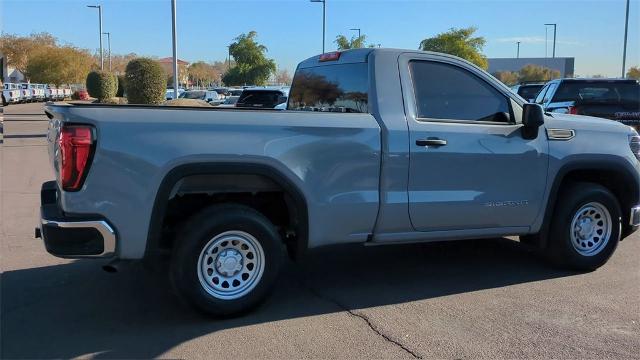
39,49,640,316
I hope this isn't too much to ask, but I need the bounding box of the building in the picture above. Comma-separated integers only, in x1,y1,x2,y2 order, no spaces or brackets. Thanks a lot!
488,57,575,78
157,57,190,86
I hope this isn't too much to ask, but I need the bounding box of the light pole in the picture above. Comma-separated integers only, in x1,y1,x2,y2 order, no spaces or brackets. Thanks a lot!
87,5,103,70
350,28,361,48
622,0,630,77
516,41,521,59
544,23,557,58
171,0,178,99
310,0,326,53
227,45,231,71
102,32,111,71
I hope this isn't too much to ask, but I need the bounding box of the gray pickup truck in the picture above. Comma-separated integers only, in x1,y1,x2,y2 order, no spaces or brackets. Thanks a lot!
39,48,640,316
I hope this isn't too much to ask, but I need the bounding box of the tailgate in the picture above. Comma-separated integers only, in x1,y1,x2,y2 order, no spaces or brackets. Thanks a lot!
576,101,640,126
44,105,66,181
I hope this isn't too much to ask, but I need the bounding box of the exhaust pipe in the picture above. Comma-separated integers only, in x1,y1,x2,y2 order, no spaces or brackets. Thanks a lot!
103,259,122,273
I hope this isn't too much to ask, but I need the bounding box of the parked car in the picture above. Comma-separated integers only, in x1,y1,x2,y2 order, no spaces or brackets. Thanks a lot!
34,84,46,101
228,88,244,96
39,48,640,317
44,85,58,101
62,87,72,99
235,86,289,109
166,88,185,100
511,83,545,102
179,90,221,103
217,95,240,108
2,83,21,105
19,83,35,102
534,78,640,129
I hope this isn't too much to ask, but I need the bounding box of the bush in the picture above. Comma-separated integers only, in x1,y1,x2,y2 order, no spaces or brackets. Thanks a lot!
125,58,166,104
86,70,117,102
116,75,126,97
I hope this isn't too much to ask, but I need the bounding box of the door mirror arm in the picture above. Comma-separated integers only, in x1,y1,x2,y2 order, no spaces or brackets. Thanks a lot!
521,104,545,140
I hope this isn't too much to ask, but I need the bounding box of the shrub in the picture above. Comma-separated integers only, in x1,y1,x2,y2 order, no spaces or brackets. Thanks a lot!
116,75,126,97
125,58,166,104
86,70,117,102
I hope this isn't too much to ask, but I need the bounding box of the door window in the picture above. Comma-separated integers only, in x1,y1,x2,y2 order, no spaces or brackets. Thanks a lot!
542,83,558,103
410,61,511,123
534,84,549,104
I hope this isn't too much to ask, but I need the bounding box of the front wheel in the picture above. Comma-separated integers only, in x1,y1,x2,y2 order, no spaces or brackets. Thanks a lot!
547,182,621,271
170,204,284,317
1,95,7,106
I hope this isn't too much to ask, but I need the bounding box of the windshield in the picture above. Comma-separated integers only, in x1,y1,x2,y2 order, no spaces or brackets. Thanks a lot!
224,96,239,105
236,90,284,108
288,62,369,113
553,81,640,103
179,91,206,99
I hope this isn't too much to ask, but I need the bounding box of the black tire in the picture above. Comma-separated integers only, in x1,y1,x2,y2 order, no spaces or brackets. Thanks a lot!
170,204,284,317
1,95,7,106
546,182,621,271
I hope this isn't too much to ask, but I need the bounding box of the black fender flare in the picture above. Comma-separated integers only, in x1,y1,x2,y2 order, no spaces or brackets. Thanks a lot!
145,162,309,259
537,156,640,246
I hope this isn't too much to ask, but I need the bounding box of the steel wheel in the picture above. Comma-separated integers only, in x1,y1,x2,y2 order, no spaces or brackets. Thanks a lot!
570,202,612,257
197,230,265,300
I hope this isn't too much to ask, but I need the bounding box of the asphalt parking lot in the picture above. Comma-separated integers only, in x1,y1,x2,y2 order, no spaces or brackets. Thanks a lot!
1,102,639,359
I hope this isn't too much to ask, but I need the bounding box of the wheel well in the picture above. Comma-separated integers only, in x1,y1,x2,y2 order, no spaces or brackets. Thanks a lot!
146,166,308,261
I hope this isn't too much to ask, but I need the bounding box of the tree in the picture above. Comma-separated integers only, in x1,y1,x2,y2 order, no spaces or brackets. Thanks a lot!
188,61,219,87
222,31,276,86
275,69,292,85
419,27,488,70
518,64,560,82
86,70,117,102
493,71,519,86
627,66,640,80
0,32,57,73
125,58,166,104
108,53,139,75
25,45,95,86
335,34,367,50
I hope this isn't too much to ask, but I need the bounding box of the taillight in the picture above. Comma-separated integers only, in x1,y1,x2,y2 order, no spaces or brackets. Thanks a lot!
58,125,95,191
319,51,341,62
629,132,640,161
568,106,578,115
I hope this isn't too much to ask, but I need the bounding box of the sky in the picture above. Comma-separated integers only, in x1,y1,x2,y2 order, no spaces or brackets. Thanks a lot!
1,0,638,77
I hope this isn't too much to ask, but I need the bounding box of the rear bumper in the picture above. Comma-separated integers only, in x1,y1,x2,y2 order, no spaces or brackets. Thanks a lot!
36,181,117,258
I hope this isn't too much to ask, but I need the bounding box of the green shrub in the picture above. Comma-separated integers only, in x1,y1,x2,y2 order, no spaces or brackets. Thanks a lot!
85,70,117,102
116,75,126,97
125,58,166,104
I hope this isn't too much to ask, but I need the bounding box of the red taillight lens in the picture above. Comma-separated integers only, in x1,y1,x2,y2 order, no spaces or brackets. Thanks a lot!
58,125,95,191
568,106,578,115
319,51,341,62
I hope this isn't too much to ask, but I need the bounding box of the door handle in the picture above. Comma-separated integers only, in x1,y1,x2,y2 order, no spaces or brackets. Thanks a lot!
416,138,447,147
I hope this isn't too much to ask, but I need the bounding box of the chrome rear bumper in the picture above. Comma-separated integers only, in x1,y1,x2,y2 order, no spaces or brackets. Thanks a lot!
630,206,640,226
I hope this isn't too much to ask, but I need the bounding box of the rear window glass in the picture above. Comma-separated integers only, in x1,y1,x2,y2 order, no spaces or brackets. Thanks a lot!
179,91,205,99
553,81,640,103
288,63,369,113
517,85,544,100
236,90,284,108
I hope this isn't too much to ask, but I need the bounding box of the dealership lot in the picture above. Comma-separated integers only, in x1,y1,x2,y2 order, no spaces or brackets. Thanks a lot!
1,103,639,359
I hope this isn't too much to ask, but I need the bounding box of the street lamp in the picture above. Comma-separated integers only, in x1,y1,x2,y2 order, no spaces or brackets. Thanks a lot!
622,0,630,77
516,41,521,59
171,0,178,99
87,5,103,70
310,0,326,53
350,28,361,48
544,23,557,58
102,32,111,71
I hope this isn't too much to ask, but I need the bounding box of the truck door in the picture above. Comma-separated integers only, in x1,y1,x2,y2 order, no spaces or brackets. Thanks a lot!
400,55,548,233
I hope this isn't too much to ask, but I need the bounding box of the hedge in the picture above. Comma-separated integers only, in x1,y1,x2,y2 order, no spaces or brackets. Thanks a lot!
86,70,117,102
125,58,166,104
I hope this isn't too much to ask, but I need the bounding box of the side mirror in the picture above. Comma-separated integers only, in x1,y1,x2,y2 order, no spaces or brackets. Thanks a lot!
522,103,545,140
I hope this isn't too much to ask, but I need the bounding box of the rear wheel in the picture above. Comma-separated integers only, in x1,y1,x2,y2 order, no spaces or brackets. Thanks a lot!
170,204,284,317
1,95,7,106
546,182,621,271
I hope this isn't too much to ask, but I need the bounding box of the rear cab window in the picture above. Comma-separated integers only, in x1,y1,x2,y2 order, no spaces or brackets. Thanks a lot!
236,90,284,108
552,81,640,103
288,63,369,113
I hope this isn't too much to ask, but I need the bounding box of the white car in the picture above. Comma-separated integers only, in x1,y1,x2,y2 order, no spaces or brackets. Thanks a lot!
44,85,57,101
18,83,35,102
2,83,22,105
62,87,72,99
33,84,46,101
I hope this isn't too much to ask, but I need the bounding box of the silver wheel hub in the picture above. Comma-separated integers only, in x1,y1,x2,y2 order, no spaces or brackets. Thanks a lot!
570,202,612,256
197,230,265,300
